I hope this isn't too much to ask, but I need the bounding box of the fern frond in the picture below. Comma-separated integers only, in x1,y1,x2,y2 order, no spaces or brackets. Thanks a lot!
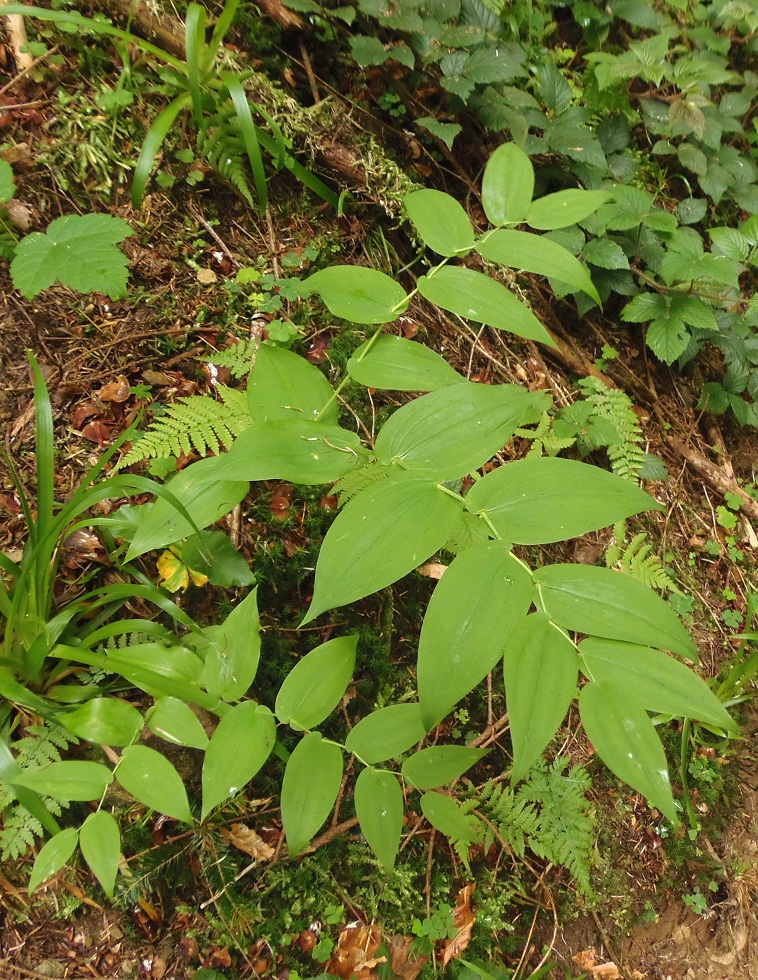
516,412,577,458
198,110,257,208
120,386,252,468
333,460,391,505
578,378,645,481
208,338,259,380
607,525,681,594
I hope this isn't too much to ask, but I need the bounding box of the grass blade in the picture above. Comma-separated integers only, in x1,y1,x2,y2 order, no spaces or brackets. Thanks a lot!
185,3,207,131
225,75,268,214
132,94,191,209
205,0,241,70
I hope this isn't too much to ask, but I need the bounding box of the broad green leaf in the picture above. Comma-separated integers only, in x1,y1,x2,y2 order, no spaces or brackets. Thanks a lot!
211,420,364,485
14,761,113,801
416,116,461,149
146,697,210,749
375,383,551,481
579,681,677,823
201,702,276,820
526,190,613,230
404,189,475,256
11,214,134,299
59,698,143,746
105,643,205,689
125,456,248,560
197,587,261,701
117,745,193,823
418,267,555,346
28,828,78,894
420,791,479,843
579,639,737,732
503,614,577,783
79,811,121,898
281,733,343,856
303,476,461,624
171,531,255,589
402,746,488,790
481,143,535,225
465,457,661,544
534,564,699,660
275,635,358,729
306,266,408,324
355,768,404,871
345,703,428,764
0,159,16,203
418,541,534,728
247,343,338,424
476,229,600,304
348,335,463,391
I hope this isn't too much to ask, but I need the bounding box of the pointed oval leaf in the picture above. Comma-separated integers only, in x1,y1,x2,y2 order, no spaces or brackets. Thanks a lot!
146,697,210,749
355,768,404,871
503,613,577,783
402,746,488,791
14,761,113,802
579,639,737,732
197,587,260,701
106,643,204,688
28,827,79,894
201,702,276,820
276,635,358,729
345,703,428,764
420,791,479,843
281,732,343,856
247,343,338,424
476,229,600,304
59,697,143,746
418,267,555,346
348,335,463,391
465,457,661,544
481,143,535,226
534,564,699,660
404,189,475,256
418,541,534,729
303,476,461,624
211,420,364,484
375,383,551,481
579,681,677,823
306,266,408,324
117,745,193,823
79,811,121,898
526,189,613,231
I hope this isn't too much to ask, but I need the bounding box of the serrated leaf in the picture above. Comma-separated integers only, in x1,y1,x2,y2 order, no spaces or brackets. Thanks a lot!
481,143,535,225
303,475,461,623
247,343,338,424
197,586,261,701
465,457,661,544
647,315,690,363
146,697,210,749
533,564,699,660
79,811,121,898
59,698,143,746
476,228,600,302
621,292,668,323
402,746,488,790
504,613,577,783
417,541,534,728
526,190,612,231
579,638,737,731
416,116,461,150
172,531,255,589
404,189,474,256
420,791,479,842
350,34,389,65
281,732,343,856
28,828,79,894
418,266,555,345
375,382,550,480
355,768,403,871
581,237,629,270
117,745,193,823
275,635,357,729
345,703,428,764
201,703,276,820
306,266,408,324
348,334,463,390
579,681,677,823
535,61,573,112
11,214,134,299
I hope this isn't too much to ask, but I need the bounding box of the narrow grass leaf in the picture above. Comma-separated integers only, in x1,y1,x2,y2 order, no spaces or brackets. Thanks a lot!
132,95,191,209
281,733,343,856
226,76,268,213
184,3,207,130
355,768,403,871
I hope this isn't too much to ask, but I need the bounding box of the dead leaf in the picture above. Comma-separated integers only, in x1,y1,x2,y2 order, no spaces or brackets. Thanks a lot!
442,884,476,968
417,562,448,580
98,375,131,403
270,482,294,521
219,823,275,861
204,947,232,969
327,924,385,980
389,935,427,980
81,420,113,446
572,948,621,979
197,268,218,285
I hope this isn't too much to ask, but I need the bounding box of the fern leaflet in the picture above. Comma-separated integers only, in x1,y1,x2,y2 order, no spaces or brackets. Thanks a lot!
198,109,257,208
207,337,259,380
606,521,681,594
577,378,645,481
333,460,391,505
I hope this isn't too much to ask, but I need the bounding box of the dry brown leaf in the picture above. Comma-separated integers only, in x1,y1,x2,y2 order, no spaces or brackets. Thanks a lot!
572,948,621,979
442,884,477,968
98,375,131,403
219,823,274,861
417,562,448,580
326,923,385,979
389,935,428,980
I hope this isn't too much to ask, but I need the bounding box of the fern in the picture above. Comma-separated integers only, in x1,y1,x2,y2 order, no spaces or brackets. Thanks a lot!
120,385,252,467
515,411,577,458
606,521,681,594
207,337,259,380
467,781,540,858
0,213,15,261
0,724,76,861
198,109,257,208
333,460,392,506
577,378,645,481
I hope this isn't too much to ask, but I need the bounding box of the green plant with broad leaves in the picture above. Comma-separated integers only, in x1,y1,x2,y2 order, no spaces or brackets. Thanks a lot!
2,146,737,898
2,1,337,214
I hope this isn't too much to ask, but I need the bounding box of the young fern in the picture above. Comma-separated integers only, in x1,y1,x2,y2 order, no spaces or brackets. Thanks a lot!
119,386,251,467
606,522,681,594
577,377,646,481
207,337,260,380
197,108,258,209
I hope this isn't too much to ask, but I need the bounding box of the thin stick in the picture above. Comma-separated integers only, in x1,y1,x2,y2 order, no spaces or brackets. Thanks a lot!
0,42,61,96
